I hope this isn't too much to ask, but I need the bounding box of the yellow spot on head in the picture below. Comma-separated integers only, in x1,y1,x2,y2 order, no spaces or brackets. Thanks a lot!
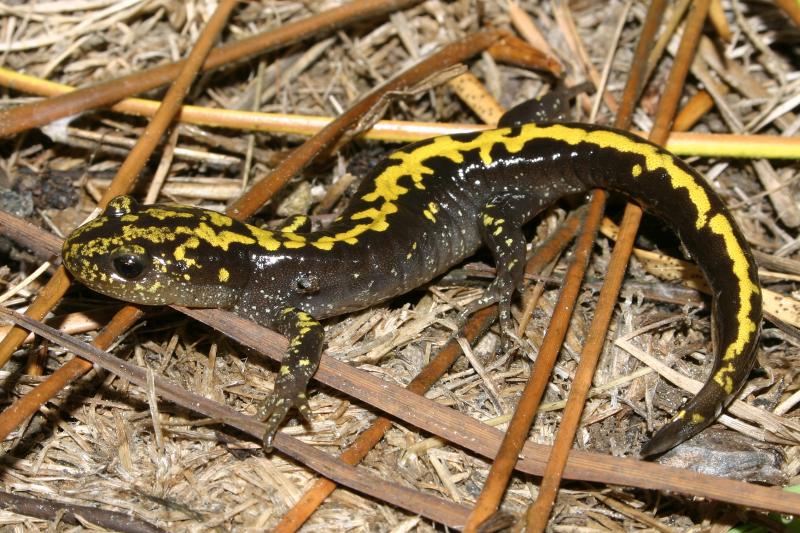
218,267,229,283
631,164,642,177
174,236,200,267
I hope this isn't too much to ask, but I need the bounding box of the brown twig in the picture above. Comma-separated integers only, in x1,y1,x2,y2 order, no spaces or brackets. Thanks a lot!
0,0,425,138
673,90,714,132
774,0,800,27
525,0,711,530
0,490,165,533
177,307,800,517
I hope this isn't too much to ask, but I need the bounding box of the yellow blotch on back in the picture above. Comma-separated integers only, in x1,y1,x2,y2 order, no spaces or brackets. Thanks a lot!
251,226,282,251
194,222,255,251
207,211,234,227
146,208,194,221
707,214,759,364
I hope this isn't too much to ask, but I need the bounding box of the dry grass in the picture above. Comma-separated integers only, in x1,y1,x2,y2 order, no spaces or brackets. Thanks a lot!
0,0,798,531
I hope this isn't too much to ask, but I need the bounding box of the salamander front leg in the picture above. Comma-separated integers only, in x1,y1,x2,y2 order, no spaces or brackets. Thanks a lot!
257,306,324,450
459,196,528,352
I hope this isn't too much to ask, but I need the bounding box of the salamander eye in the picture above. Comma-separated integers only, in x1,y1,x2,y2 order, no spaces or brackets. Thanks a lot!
111,251,146,280
295,274,319,294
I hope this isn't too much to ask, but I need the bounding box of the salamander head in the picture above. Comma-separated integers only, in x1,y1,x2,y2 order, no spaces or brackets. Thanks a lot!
62,195,247,309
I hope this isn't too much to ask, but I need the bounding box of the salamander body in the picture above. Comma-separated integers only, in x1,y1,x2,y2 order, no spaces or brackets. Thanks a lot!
62,122,761,455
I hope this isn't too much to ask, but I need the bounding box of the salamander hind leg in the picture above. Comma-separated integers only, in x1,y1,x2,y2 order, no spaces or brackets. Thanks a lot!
459,196,528,353
257,307,324,451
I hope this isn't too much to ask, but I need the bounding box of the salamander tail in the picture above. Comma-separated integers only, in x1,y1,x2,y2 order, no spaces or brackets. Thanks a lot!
639,381,725,457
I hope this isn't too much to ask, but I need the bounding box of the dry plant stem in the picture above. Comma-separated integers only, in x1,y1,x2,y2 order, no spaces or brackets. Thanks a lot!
0,210,798,517
0,0,425,138
226,28,504,218
673,90,714,132
0,306,143,443
485,35,562,76
99,0,239,205
516,209,589,335
463,192,607,533
3,69,799,157
525,0,711,530
0,489,165,533
708,0,732,42
616,0,667,126
173,309,800,517
775,0,800,27
0,0,236,425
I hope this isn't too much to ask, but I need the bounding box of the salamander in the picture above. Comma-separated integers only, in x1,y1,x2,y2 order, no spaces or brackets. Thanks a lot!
61,120,762,456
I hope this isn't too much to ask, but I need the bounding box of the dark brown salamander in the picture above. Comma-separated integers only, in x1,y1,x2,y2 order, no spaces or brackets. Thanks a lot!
62,121,761,456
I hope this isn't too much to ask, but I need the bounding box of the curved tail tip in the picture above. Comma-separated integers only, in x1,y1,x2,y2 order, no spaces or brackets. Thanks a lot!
639,420,690,458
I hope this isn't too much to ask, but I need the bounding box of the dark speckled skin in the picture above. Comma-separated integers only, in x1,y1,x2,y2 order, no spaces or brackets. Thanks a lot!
62,122,761,455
